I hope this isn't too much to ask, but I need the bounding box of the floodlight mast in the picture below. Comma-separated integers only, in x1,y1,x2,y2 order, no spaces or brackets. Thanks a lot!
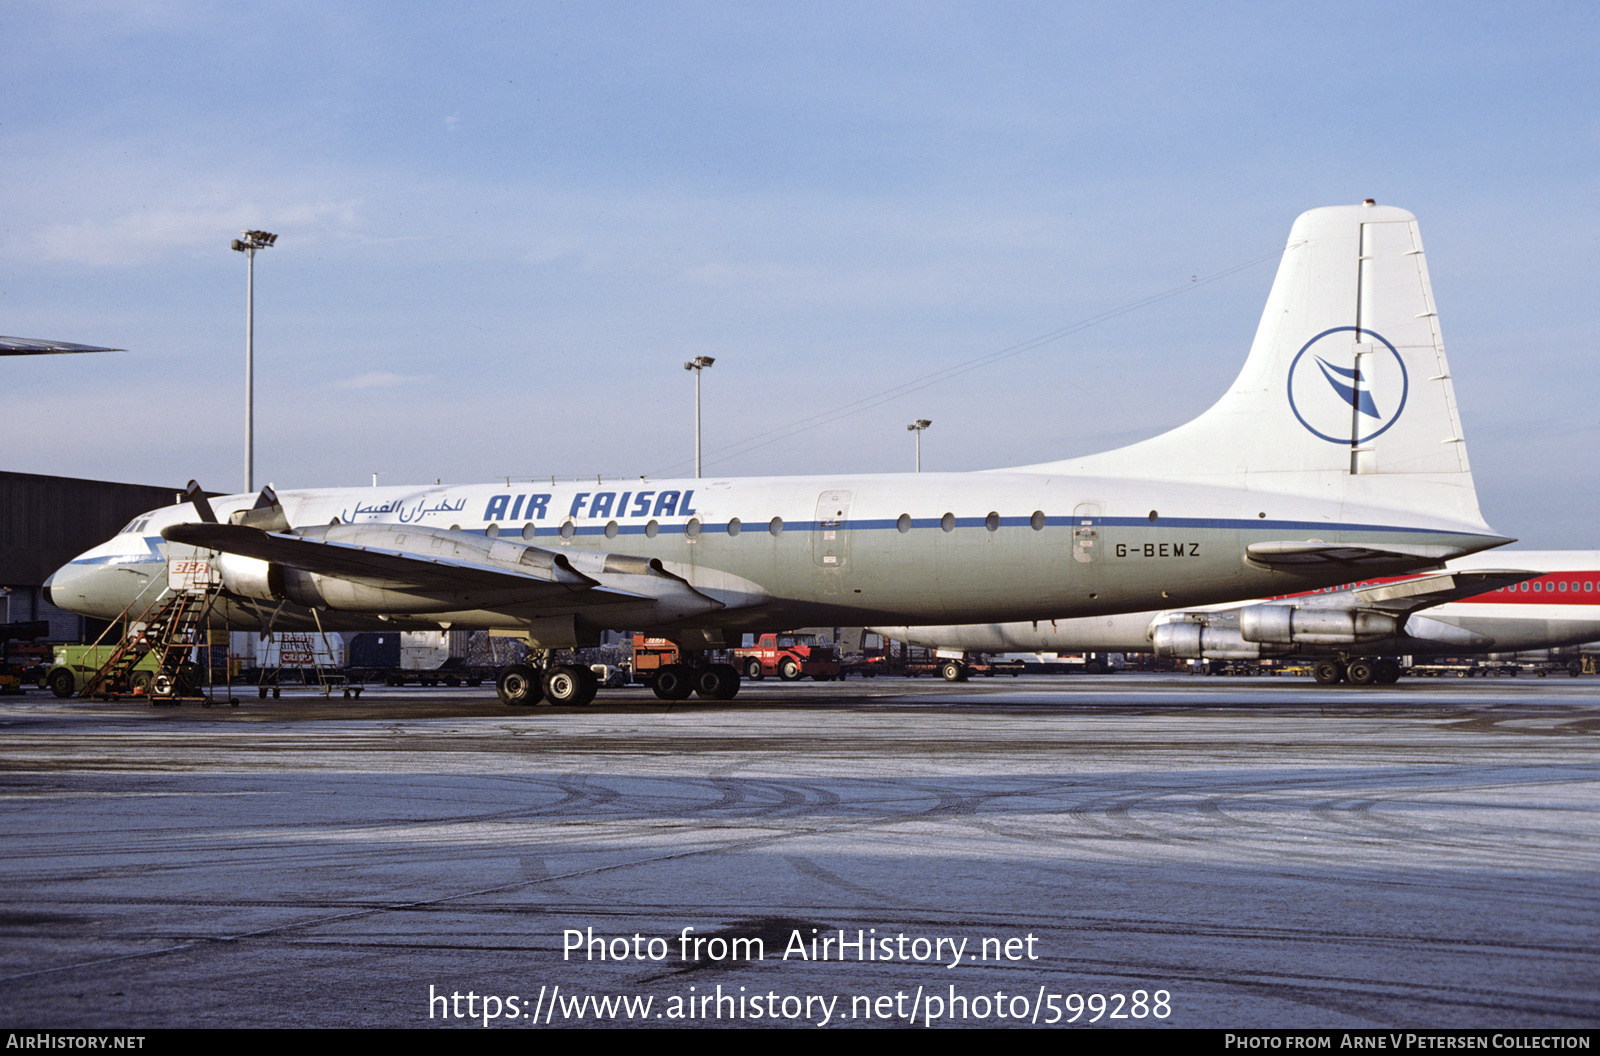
907,419,932,472
230,230,277,493
683,356,715,478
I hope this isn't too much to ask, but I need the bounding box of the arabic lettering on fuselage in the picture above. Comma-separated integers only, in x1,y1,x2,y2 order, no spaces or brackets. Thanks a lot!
342,496,469,525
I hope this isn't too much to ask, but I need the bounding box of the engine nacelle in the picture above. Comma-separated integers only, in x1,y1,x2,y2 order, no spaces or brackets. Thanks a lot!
1151,622,1276,660
1238,604,1400,646
215,553,284,600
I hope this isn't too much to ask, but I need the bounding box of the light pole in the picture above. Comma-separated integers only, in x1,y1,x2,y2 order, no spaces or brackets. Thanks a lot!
683,356,715,478
231,229,277,493
907,419,932,472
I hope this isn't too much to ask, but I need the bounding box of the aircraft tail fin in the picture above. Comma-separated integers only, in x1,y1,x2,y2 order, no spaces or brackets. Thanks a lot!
1031,202,1490,530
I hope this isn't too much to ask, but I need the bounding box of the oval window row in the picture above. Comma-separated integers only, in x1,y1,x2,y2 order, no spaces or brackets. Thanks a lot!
1502,580,1595,593
476,511,1055,541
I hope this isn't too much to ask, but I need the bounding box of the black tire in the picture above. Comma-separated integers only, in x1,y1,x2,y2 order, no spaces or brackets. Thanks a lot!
1312,660,1344,685
694,663,741,701
1569,660,1583,678
940,660,965,683
778,658,802,681
652,663,695,701
1346,659,1378,686
1084,659,1104,675
543,664,589,705
48,668,75,699
497,664,544,707
576,665,600,705
129,671,153,695
744,658,764,681
1375,658,1402,684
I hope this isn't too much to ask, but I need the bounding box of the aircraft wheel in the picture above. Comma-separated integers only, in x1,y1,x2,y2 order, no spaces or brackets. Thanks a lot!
543,664,590,705
1311,660,1345,685
1569,660,1583,678
778,658,802,681
652,663,695,701
940,660,967,682
48,668,75,699
575,665,600,705
744,658,764,681
1346,659,1378,686
694,664,740,701
1375,659,1402,684
497,664,544,707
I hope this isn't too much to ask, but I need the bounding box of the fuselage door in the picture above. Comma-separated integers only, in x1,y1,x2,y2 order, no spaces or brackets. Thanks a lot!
813,490,853,569
1073,502,1103,564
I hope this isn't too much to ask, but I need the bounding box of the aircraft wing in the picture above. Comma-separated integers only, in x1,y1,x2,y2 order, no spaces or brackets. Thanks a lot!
0,335,122,356
1344,569,1540,613
163,521,771,621
166,522,599,595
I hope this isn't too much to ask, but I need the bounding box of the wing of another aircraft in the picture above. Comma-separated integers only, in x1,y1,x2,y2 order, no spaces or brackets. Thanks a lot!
1344,570,1537,611
0,336,122,355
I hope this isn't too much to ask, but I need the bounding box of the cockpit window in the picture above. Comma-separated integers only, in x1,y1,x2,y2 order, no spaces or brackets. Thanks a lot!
121,517,152,534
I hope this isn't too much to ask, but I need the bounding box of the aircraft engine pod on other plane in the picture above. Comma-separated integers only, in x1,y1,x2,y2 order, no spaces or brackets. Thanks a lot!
882,555,1600,685
46,203,1519,705
1237,605,1401,646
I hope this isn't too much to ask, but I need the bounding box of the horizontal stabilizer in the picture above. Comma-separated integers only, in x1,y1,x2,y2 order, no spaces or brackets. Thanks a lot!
1244,540,1477,570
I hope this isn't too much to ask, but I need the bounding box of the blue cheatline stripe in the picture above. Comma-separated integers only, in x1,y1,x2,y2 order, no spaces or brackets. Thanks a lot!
474,516,1493,539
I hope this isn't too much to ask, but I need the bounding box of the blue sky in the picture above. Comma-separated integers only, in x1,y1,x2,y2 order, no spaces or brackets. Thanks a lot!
3,1,1597,545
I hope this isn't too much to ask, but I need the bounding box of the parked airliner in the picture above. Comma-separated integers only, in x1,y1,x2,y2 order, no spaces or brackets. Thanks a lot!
878,552,1600,685
45,203,1510,705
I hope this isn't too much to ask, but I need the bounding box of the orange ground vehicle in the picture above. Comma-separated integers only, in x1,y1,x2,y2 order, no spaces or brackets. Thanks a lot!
731,632,841,682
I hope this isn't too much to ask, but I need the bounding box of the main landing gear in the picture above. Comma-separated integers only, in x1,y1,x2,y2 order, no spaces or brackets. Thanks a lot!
495,659,600,707
494,648,742,707
1312,657,1403,686
648,661,741,701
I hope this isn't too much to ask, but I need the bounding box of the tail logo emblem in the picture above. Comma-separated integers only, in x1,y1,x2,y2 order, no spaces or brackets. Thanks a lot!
1286,326,1409,444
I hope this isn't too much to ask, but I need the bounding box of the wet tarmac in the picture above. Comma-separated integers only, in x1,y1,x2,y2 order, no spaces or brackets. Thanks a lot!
1,674,1596,1029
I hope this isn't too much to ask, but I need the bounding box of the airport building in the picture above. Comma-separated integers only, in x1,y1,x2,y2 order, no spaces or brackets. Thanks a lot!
0,471,181,641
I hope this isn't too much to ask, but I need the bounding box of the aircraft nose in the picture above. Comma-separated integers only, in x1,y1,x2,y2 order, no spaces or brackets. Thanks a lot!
41,560,102,617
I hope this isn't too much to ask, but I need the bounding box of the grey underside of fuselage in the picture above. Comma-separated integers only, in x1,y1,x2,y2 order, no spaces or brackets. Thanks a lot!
73,513,1501,642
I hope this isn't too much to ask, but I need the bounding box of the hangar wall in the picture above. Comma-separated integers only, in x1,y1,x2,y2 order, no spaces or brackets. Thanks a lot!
0,471,181,640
